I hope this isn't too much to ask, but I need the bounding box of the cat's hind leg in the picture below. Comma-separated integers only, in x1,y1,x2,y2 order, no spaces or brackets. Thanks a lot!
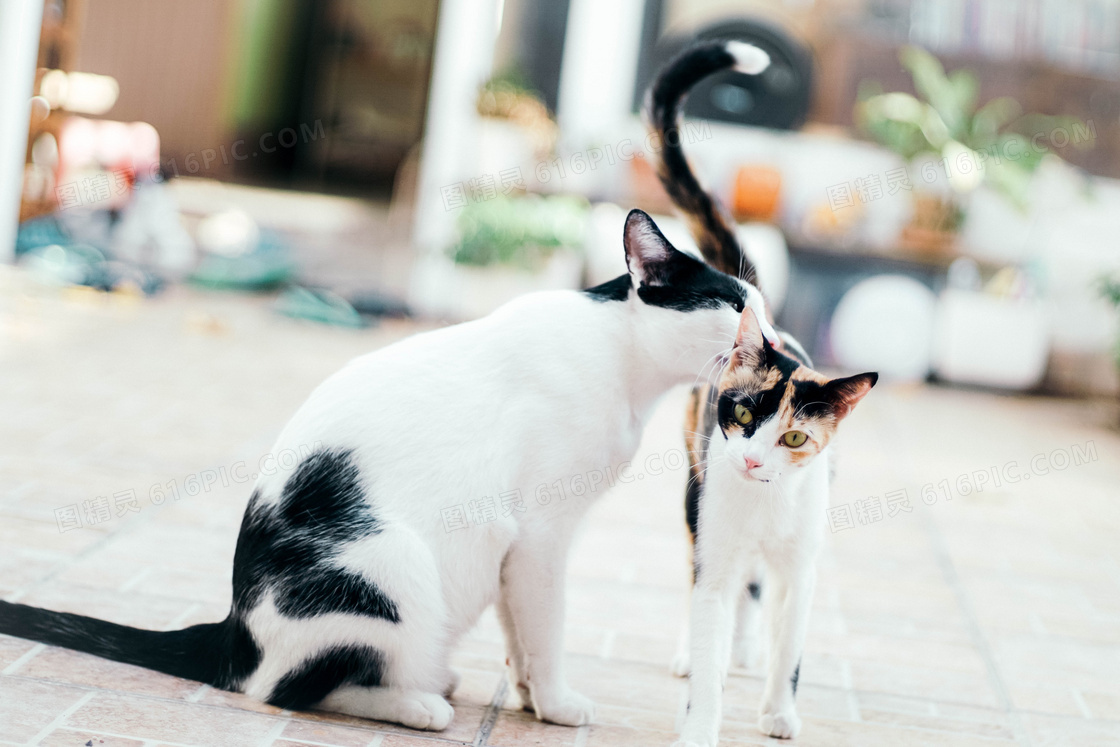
495,587,533,710
731,567,766,671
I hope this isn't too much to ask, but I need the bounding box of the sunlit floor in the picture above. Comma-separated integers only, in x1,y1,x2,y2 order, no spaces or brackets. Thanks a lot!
1,272,1119,747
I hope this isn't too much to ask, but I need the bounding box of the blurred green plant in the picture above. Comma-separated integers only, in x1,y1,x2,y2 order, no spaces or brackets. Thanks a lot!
856,47,1093,209
448,194,588,269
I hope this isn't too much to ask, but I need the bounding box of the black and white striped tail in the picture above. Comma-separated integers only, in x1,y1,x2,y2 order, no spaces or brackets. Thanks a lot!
645,40,770,280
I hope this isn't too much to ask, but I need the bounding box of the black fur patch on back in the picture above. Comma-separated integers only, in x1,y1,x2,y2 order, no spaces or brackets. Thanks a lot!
268,645,385,710
232,449,400,623
747,582,762,601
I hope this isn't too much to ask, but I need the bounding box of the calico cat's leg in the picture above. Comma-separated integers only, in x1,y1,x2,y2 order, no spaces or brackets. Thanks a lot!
669,597,691,677
320,686,454,730
500,537,594,726
495,587,532,710
757,564,816,739
675,579,739,747
731,572,765,670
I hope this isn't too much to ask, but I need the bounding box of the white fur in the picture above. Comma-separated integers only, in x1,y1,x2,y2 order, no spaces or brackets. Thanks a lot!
726,41,771,76
673,429,830,746
245,265,770,728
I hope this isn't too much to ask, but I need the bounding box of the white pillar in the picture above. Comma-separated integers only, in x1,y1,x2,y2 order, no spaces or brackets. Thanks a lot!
555,0,646,150
0,0,44,263
411,0,502,254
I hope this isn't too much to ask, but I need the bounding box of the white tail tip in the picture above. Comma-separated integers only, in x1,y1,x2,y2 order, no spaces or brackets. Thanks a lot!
727,41,770,75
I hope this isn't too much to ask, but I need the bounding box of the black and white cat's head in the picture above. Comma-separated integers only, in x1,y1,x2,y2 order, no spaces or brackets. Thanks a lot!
585,209,777,380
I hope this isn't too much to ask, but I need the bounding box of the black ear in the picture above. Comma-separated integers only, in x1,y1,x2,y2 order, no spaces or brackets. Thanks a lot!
623,209,679,286
823,372,878,419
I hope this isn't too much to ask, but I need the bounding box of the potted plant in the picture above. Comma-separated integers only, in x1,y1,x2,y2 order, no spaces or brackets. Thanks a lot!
410,193,588,320
856,46,1089,251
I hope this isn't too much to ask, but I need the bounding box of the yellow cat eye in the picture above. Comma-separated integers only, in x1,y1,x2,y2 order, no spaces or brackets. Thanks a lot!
733,403,753,425
782,431,808,448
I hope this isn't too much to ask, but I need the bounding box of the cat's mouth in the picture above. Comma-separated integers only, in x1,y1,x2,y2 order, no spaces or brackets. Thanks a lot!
737,465,771,483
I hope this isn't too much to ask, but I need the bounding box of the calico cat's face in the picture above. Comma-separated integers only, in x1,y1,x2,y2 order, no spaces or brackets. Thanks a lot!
714,307,876,483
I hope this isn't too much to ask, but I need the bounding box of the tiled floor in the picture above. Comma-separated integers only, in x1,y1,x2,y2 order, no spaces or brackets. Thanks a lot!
1,268,1119,746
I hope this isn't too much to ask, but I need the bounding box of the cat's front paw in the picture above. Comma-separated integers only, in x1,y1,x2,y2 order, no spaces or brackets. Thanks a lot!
674,724,718,747
758,707,801,739
395,692,455,731
533,688,595,726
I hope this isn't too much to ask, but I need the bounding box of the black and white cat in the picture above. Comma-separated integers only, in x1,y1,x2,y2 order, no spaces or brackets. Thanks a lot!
0,42,774,732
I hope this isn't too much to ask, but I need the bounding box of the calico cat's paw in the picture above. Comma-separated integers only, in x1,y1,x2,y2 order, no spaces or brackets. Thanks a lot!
673,725,718,747
534,688,595,726
758,707,801,739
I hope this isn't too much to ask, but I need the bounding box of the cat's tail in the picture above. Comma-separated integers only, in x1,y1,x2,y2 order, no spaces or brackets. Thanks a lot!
0,599,249,689
645,40,770,280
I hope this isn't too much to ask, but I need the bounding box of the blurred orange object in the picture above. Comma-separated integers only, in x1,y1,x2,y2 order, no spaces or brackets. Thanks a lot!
732,165,781,222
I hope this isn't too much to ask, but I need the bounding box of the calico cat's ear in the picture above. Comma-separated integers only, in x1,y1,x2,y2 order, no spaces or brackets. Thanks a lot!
729,306,766,368
822,372,878,419
623,209,679,286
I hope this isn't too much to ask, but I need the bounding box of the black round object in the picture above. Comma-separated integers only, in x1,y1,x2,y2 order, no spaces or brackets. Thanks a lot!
648,19,814,131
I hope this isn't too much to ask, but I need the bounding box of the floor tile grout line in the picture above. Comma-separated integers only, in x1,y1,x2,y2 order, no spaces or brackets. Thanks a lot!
11,428,285,603
185,683,211,703
7,665,1116,731
1,642,45,675
47,726,196,747
1071,688,1095,720
25,690,96,746
256,717,289,747
472,677,509,747
878,397,1033,747
920,514,1033,747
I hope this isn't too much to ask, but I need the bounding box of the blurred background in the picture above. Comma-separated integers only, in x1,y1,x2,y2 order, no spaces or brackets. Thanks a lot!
2,3,1120,746
2,0,1120,395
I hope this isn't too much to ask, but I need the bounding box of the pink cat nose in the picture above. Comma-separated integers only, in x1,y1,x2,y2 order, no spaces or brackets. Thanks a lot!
744,457,763,472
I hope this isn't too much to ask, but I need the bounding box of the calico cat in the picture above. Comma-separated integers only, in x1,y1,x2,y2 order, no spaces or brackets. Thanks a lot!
648,38,877,744
673,306,876,745
0,41,778,733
